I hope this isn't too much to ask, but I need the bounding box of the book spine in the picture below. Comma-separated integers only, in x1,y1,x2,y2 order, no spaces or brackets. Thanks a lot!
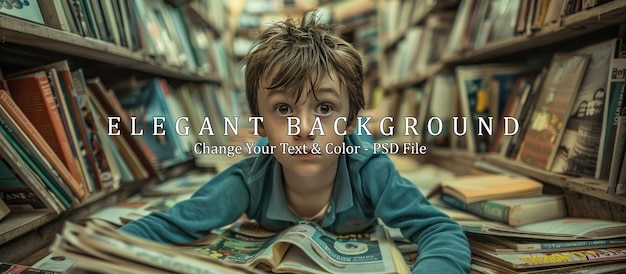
440,193,509,223
608,115,626,193
0,126,65,213
538,238,626,250
0,90,87,201
0,113,72,209
7,76,82,185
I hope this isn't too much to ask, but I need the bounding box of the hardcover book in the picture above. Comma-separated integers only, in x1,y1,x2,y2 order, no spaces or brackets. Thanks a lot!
440,193,567,226
429,174,544,204
0,89,87,202
516,53,590,170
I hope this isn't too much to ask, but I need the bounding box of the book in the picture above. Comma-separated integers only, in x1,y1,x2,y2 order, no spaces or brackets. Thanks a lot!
0,0,45,24
460,217,626,240
471,255,626,274
471,243,626,270
0,262,62,274
85,77,154,181
429,174,543,204
115,79,191,168
0,110,71,211
440,193,567,226
516,53,590,170
0,150,65,214
4,72,85,192
471,234,626,253
50,220,256,274
609,115,626,193
189,220,409,274
601,57,626,183
550,38,618,178
0,89,87,202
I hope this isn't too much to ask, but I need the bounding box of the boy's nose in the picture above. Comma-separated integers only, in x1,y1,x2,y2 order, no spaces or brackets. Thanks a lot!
295,113,317,141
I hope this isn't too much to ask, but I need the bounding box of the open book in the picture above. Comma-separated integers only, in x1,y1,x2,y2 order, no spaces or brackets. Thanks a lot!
51,220,409,274
188,220,410,273
50,220,259,274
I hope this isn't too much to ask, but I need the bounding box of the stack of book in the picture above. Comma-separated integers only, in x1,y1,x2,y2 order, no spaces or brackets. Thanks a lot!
464,218,626,273
427,174,626,272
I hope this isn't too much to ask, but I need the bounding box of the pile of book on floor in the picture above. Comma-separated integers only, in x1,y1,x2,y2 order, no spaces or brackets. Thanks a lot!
50,218,413,274
428,174,626,273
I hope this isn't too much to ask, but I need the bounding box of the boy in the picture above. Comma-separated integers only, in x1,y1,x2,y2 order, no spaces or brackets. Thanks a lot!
120,16,471,273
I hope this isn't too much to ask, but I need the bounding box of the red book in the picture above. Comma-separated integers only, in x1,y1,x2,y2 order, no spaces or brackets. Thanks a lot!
2,77,87,201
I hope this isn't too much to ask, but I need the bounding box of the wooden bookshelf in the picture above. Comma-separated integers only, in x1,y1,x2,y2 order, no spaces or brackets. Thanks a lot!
0,16,220,83
0,0,237,264
381,0,626,92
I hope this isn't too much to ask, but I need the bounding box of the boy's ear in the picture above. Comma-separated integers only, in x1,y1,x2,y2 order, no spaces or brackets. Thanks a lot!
258,121,267,137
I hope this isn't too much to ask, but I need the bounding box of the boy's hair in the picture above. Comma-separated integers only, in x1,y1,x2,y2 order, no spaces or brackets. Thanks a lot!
243,15,365,126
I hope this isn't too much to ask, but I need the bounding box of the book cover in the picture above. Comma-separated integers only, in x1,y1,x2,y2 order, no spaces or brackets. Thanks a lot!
471,243,626,269
191,220,408,273
0,0,44,24
115,79,191,168
460,217,626,240
0,128,65,213
474,234,626,253
0,107,72,210
516,53,590,170
38,0,70,31
0,89,86,202
440,193,567,226
432,174,543,204
0,262,62,274
551,39,618,178
5,72,84,187
86,77,154,181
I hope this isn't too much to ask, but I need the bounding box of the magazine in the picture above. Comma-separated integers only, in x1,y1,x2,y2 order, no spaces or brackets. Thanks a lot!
50,220,259,274
460,217,626,240
188,220,410,274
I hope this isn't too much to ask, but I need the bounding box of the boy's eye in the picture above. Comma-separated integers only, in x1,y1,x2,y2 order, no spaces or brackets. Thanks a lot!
275,104,292,115
316,103,333,115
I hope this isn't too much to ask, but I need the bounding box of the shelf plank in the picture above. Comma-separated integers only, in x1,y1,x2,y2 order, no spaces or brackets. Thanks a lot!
0,17,220,83
0,212,56,246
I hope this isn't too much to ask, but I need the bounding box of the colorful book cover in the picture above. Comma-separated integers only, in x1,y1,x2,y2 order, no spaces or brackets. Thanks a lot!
516,53,590,170
551,39,618,178
115,79,190,168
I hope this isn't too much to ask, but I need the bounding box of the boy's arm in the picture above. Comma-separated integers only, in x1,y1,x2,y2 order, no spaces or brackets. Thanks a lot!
365,160,471,273
119,165,250,244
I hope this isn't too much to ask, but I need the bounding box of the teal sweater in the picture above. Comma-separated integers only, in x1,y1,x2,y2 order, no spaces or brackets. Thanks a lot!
120,134,471,273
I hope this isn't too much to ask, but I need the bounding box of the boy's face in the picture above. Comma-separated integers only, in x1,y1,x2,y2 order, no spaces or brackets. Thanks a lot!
257,74,355,178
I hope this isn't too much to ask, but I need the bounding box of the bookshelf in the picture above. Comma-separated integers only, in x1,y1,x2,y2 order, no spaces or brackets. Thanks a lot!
382,0,626,92
379,0,626,222
0,0,237,264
